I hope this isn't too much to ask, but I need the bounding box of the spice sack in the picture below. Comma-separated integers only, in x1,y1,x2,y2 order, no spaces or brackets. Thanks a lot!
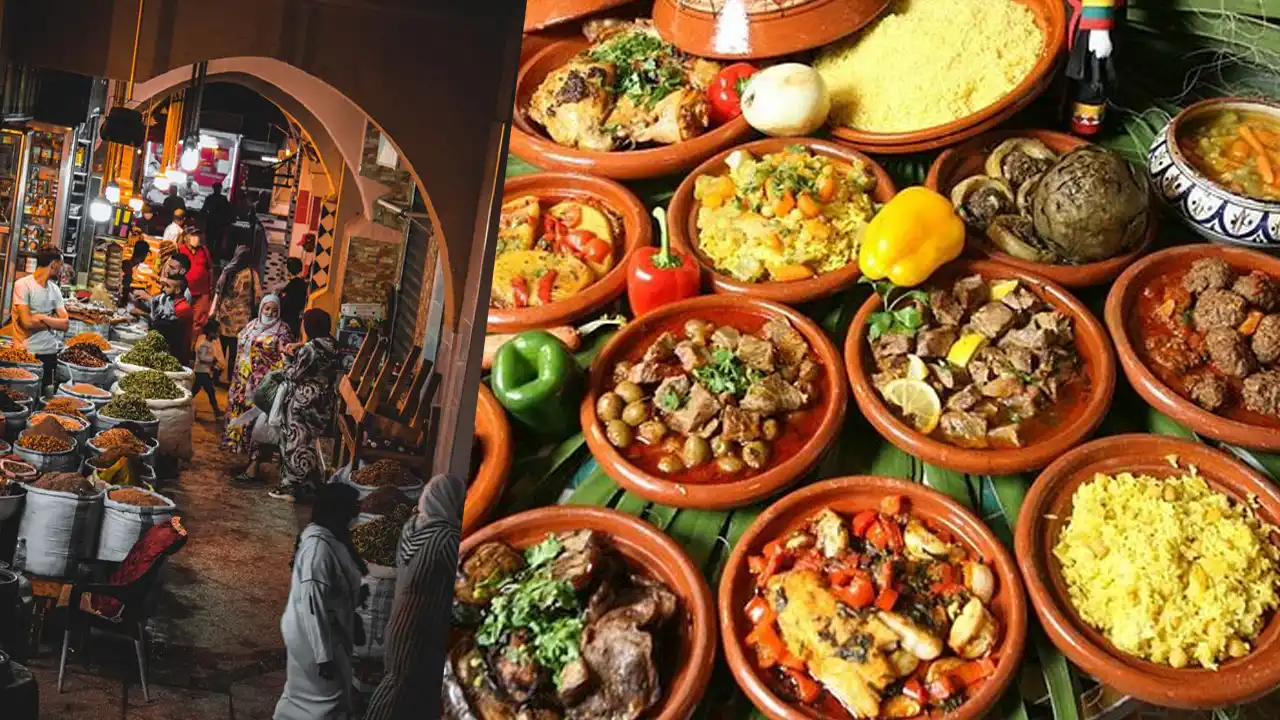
15,485,105,577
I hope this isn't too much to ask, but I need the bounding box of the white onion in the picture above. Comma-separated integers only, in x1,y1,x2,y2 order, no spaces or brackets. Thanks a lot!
740,63,831,138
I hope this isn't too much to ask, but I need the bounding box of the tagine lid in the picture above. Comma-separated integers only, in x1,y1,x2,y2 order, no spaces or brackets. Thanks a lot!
523,0,637,32
651,0,890,60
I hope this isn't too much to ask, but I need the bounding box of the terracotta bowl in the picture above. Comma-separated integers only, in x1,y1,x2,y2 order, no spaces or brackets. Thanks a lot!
510,35,756,181
458,506,717,719
1016,434,1280,708
651,0,889,60
582,295,847,509
825,0,1065,155
926,129,1154,288
462,384,514,537
1104,244,1280,451
523,0,636,32
720,476,1027,720
668,138,896,306
489,173,652,333
845,259,1115,475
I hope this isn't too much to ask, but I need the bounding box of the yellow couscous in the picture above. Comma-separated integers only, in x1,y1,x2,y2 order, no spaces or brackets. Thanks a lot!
1054,469,1280,670
815,0,1043,134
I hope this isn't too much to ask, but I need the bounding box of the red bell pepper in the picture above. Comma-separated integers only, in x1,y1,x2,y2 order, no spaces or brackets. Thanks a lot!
928,675,958,701
785,669,821,704
836,574,875,609
627,207,699,318
852,510,879,537
951,658,997,688
876,560,895,591
745,596,771,625
875,587,899,611
902,678,927,704
563,230,612,264
536,271,557,305
511,276,530,307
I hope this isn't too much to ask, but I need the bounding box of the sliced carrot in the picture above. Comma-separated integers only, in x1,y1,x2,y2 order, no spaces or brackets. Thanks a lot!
771,264,814,282
1255,126,1280,149
774,190,796,217
797,192,822,218
818,174,837,202
875,587,900,611
1240,310,1264,336
951,657,997,688
852,510,880,537
1227,139,1252,162
1240,126,1275,184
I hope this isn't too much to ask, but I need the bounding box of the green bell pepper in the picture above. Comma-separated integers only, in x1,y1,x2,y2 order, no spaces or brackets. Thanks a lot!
490,330,583,438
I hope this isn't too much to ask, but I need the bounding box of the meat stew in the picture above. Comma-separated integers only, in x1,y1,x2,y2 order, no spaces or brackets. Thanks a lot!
446,530,682,720
741,497,1002,719
594,311,826,484
865,274,1087,450
1134,257,1280,425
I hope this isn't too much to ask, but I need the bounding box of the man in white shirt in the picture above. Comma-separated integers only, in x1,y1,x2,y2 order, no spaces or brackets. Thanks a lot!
12,245,69,391
163,208,187,244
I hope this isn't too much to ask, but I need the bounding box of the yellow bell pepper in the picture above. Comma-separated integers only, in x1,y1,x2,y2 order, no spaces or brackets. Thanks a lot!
858,186,965,287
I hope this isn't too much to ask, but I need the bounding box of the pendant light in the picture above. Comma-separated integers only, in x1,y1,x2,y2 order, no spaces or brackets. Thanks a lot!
128,197,144,212
89,196,113,223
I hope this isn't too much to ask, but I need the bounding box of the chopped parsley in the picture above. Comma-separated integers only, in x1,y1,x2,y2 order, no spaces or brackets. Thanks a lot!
588,31,687,109
657,387,684,411
692,348,761,397
861,278,929,341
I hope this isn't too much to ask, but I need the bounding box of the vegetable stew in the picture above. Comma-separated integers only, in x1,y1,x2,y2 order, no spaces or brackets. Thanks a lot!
1178,109,1280,202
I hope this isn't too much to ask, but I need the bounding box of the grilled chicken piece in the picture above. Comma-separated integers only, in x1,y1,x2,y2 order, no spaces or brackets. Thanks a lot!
528,61,618,152
627,88,710,146
904,518,956,562
949,597,1000,659
877,612,944,660
811,508,849,559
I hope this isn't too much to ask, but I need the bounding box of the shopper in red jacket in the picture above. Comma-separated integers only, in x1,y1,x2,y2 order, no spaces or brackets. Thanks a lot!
179,230,215,328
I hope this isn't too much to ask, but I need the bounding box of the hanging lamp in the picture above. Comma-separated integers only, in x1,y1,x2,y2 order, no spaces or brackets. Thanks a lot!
101,0,147,147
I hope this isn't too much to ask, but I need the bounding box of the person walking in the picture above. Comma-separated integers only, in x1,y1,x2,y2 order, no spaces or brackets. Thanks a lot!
203,181,233,261
270,309,340,502
12,245,70,392
211,243,262,383
222,295,292,483
192,320,227,420
278,257,308,339
363,473,465,720
178,229,215,328
275,483,366,720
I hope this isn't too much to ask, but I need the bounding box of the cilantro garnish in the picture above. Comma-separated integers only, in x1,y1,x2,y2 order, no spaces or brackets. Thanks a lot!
693,348,761,397
860,277,929,341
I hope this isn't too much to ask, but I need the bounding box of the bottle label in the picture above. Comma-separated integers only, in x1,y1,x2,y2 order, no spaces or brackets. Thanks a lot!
1071,101,1106,136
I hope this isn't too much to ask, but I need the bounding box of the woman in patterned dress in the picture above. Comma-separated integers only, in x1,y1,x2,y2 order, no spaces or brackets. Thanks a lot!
223,294,293,480
211,243,262,382
270,308,341,502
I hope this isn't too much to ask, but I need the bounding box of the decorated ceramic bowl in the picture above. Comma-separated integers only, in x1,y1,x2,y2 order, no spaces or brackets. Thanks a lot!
1147,97,1280,248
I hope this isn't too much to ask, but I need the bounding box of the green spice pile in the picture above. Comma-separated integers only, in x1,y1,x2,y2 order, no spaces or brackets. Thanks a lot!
33,472,96,495
351,507,413,566
119,331,182,372
351,460,416,488
101,394,157,421
119,371,182,400
59,344,108,368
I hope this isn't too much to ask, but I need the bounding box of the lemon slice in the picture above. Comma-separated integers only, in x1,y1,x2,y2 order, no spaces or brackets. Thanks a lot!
946,332,987,368
882,379,942,435
905,355,930,381
990,279,1020,301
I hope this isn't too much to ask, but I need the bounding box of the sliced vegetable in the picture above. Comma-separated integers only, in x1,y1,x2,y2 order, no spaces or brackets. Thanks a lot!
989,279,1019,300
875,587,900,611
536,270,557,305
951,657,997,688
785,669,821,704
852,510,880,536
836,575,876,609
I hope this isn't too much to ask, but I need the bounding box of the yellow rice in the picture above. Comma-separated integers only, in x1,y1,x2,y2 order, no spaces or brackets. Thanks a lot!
1054,470,1280,670
815,0,1043,133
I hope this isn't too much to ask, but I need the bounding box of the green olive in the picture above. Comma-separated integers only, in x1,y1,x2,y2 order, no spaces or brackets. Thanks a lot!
637,420,668,445
656,455,684,474
621,401,650,427
762,418,781,441
742,440,770,470
716,455,745,473
710,436,734,457
681,436,711,467
605,420,633,449
684,319,713,343
596,393,625,422
615,381,644,405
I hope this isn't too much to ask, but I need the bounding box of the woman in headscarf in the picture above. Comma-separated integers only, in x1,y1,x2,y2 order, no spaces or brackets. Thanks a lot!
211,242,262,382
275,482,366,720
364,473,466,719
222,294,293,482
117,236,151,310
269,309,341,502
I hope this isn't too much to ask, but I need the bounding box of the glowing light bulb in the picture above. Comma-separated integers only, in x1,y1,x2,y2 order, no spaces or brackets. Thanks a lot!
180,146,199,172
89,197,112,223
129,197,144,212
104,182,120,204
153,172,170,192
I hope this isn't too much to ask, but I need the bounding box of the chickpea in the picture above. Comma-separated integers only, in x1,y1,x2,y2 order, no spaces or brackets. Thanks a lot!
741,440,770,469
761,418,780,441
656,455,684,474
637,420,668,445
615,381,644,405
681,436,711,467
596,393,625,422
621,401,650,427
684,319,713,344
716,455,745,473
605,420,633,449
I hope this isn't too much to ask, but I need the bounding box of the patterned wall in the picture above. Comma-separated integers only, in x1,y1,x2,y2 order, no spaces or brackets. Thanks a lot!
342,235,403,304
309,195,338,294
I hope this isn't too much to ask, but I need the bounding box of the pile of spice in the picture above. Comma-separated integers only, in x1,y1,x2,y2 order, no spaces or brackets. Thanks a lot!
119,332,183,372
0,368,36,381
66,382,110,398
119,371,182,400
93,428,148,454
0,347,36,364
351,506,414,566
3,388,30,403
67,333,111,351
361,486,414,515
59,344,108,368
33,472,96,495
42,397,87,419
101,394,157,421
108,488,168,507
0,393,24,413
29,413,85,432
351,460,416,488
17,433,74,453
0,459,37,481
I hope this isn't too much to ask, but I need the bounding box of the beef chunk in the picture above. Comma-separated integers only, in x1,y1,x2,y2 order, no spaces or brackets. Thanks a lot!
455,541,526,605
946,385,982,411
1193,289,1249,332
627,361,667,385
720,406,762,442
710,326,740,351
643,332,677,362
1244,371,1280,416
1232,271,1279,312
668,383,720,434
953,274,989,311
1183,257,1235,294
1145,335,1204,374
612,362,635,385
653,375,691,413
931,363,966,390
930,289,965,326
980,375,1023,399
1187,374,1228,411
552,530,609,591
872,333,913,370
969,302,1017,339
557,659,594,709
987,424,1023,448
1253,314,1280,365
741,374,808,414
1005,346,1035,375
674,341,711,372
1002,388,1041,420
1002,311,1073,351
570,608,664,720
1001,287,1043,313
797,359,821,383
1205,327,1256,378
495,632,542,703
916,327,958,359
762,318,808,366
736,334,776,373
939,411,989,449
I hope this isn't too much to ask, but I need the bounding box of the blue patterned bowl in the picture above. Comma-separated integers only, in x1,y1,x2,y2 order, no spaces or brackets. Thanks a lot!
1147,97,1280,249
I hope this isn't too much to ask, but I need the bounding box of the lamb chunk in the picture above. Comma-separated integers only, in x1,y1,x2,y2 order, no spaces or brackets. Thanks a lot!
667,384,720,434
931,363,966,390
1243,371,1280,417
1187,374,1228,411
1205,327,1256,378
643,331,677,362
969,302,1017,339
710,326,740,351
872,333,913,370
1002,388,1040,419
762,318,808,366
967,359,992,386
953,274,989,311
1193,289,1249,332
797,359,821,383
674,341,711,372
946,385,982,411
612,361,635,385
987,424,1023,448
1001,287,1043,313
736,335,776,373
495,632,542,703
1232,271,1279,312
653,375,691,412
916,327,958,359
741,374,808,414
627,361,667,385
930,289,966,326
1183,257,1235,294
557,658,593,707
1005,346,1035,375
552,530,609,591
1253,314,1280,365
980,375,1022,399
720,406,762,442
1144,335,1204,375
939,411,989,449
